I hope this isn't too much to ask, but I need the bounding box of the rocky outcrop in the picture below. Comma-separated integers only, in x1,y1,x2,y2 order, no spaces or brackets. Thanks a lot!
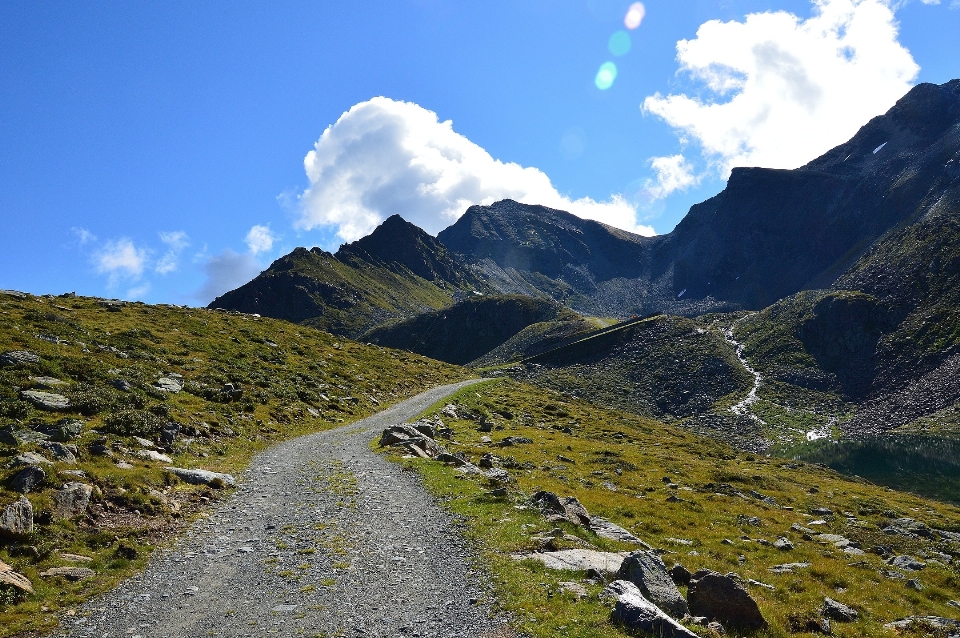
529,491,591,526
603,580,699,638
51,482,93,521
0,559,33,594
0,496,34,537
687,570,766,631
617,551,689,618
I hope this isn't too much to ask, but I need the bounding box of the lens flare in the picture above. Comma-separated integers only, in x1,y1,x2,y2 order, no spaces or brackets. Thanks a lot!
608,30,631,56
595,62,617,90
624,2,645,30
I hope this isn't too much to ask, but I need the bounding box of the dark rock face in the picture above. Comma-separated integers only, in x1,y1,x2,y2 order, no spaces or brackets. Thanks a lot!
687,570,767,631
604,580,699,638
529,491,591,526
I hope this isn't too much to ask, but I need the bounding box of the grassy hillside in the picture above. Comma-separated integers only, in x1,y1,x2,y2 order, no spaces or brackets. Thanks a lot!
468,317,602,368
362,295,582,365
390,379,960,638
513,314,752,426
0,291,466,636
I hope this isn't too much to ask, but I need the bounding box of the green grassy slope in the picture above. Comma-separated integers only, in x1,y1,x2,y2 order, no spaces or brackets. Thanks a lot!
0,291,466,636
390,379,960,638
362,295,582,365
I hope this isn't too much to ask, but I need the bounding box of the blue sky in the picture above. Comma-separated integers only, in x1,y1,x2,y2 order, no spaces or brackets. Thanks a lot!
2,0,959,304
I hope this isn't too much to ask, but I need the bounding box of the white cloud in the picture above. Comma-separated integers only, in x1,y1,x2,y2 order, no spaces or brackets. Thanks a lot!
94,238,147,287
72,227,97,246
297,97,654,240
644,155,700,199
156,230,190,275
126,283,151,299
196,249,262,304
245,225,276,255
642,0,919,187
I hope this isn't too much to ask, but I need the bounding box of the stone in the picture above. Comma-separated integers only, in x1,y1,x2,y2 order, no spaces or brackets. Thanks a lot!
30,376,66,387
883,616,960,632
52,482,93,520
530,491,591,526
706,621,726,635
111,379,132,392
379,424,432,446
604,580,699,638
0,426,48,446
497,436,533,447
773,537,794,550
39,441,77,463
478,453,496,468
165,467,236,487
39,566,95,581
688,570,767,631
669,563,692,587
34,419,83,441
0,559,34,594
513,549,630,574
822,597,858,622
133,436,155,448
20,390,70,411
0,496,34,537
0,351,39,366
58,553,93,563
811,507,833,516
156,377,183,393
435,452,467,466
591,517,651,547
11,452,51,466
10,466,45,493
89,442,113,457
890,518,936,539
135,449,173,463
889,555,926,571
617,550,689,617
906,578,923,591
768,562,810,574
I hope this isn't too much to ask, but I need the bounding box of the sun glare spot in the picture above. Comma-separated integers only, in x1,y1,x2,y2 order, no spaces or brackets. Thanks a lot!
608,31,631,56
595,62,617,90
624,2,645,30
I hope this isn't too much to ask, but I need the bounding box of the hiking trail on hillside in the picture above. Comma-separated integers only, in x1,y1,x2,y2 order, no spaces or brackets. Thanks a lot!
55,380,507,638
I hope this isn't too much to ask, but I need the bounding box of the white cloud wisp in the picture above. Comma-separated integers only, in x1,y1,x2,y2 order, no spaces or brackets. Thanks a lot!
156,230,190,274
245,225,276,255
642,0,920,197
297,97,653,241
94,238,147,287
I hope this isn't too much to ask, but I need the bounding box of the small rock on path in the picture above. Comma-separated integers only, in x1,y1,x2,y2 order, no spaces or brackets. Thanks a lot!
54,380,503,638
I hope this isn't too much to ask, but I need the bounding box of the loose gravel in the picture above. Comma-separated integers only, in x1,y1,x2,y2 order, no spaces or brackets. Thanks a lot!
56,380,507,638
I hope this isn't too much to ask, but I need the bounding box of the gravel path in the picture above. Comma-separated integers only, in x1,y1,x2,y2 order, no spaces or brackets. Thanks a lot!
57,380,506,638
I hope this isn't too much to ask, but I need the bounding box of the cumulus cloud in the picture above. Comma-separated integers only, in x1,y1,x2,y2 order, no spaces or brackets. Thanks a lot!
245,225,276,255
642,0,920,196
197,249,262,304
156,231,190,275
644,155,700,200
94,238,147,287
297,97,653,241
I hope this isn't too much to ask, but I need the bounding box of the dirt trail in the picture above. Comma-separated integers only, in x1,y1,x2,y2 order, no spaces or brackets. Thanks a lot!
56,380,506,638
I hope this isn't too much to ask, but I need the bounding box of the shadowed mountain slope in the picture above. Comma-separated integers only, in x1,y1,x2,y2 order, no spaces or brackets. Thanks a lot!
361,295,580,365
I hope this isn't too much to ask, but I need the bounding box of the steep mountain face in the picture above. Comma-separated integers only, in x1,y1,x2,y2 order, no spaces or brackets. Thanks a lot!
667,79,960,309
361,295,579,365
208,217,483,338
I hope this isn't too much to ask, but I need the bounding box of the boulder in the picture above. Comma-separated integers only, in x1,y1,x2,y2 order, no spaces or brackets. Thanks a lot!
497,436,533,447
670,563,693,587
30,376,66,388
687,570,767,631
0,496,34,537
39,441,77,463
0,559,34,594
52,482,93,520
0,351,39,366
34,419,83,441
604,580,700,638
884,616,960,632
10,466,45,493
156,377,183,393
617,550,689,618
768,562,810,574
889,555,926,571
773,537,794,550
165,467,236,487
39,567,95,581
822,597,858,622
0,426,48,447
513,549,630,574
591,517,651,547
20,390,70,411
379,424,430,446
134,449,173,463
10,452,51,467
530,491,591,526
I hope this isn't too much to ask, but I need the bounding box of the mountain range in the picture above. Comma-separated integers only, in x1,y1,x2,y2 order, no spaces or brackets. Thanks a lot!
211,79,960,453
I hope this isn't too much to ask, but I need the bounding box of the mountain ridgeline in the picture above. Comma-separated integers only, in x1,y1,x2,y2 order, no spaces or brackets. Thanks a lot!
210,79,960,453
